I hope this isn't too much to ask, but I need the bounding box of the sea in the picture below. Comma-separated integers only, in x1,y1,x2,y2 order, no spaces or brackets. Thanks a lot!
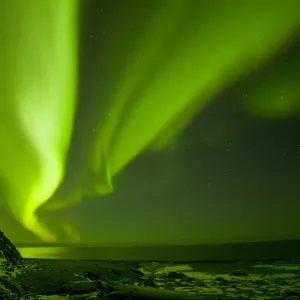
17,239,300,261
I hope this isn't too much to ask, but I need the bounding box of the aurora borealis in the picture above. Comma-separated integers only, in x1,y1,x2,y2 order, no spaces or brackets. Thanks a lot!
0,0,78,241
1,0,300,245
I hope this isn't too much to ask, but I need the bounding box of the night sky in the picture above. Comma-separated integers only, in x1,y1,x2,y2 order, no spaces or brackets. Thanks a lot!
0,0,300,246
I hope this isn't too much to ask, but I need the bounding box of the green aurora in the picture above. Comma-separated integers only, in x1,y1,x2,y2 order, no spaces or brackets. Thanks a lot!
0,0,300,242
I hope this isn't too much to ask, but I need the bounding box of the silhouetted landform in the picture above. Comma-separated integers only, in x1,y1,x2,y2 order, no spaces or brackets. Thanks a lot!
1,231,300,299
0,230,23,298
17,238,300,261
0,230,22,265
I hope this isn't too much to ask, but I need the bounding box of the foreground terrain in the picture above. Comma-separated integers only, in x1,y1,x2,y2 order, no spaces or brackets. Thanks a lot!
1,232,300,299
2,257,300,299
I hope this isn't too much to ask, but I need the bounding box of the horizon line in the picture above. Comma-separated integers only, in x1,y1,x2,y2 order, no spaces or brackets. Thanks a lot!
16,237,300,248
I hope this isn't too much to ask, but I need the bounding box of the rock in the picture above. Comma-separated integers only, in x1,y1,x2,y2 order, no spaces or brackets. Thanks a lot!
159,271,189,279
215,276,226,282
285,290,300,297
229,271,249,277
0,229,22,265
143,278,157,287
253,279,267,285
63,280,100,294
0,229,24,299
17,267,79,295
106,269,123,281
84,271,99,280
105,268,143,283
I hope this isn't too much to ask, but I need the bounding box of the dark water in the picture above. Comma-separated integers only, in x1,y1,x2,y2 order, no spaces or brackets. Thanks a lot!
18,239,300,261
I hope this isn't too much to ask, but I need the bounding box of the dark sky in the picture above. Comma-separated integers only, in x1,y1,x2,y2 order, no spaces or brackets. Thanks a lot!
71,94,300,245
61,0,300,245
1,0,300,246
53,0,300,245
